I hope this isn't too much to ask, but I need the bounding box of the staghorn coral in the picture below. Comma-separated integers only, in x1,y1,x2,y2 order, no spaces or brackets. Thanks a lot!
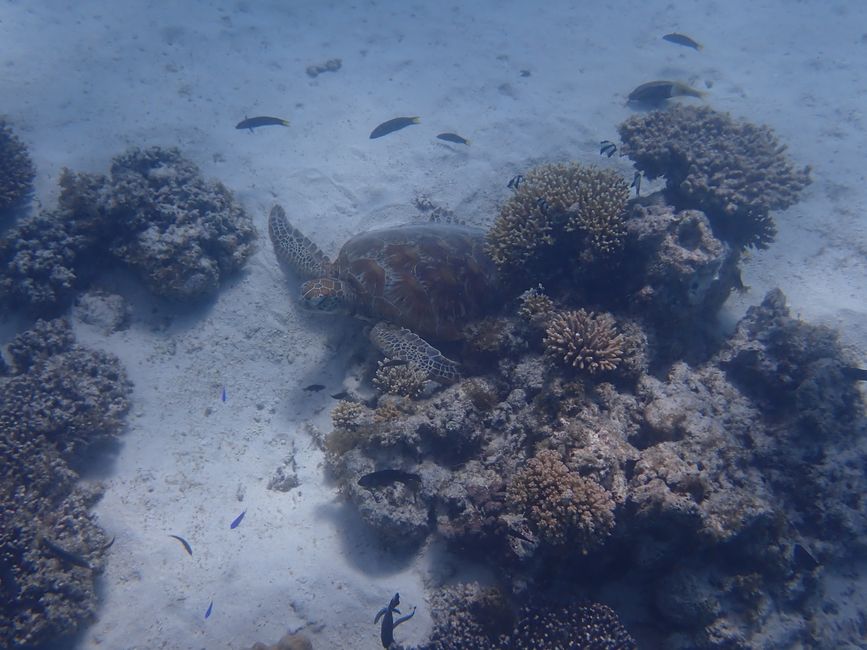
0,318,130,648
544,309,624,374
0,119,35,216
373,358,428,398
618,105,811,249
486,163,629,277
507,449,615,553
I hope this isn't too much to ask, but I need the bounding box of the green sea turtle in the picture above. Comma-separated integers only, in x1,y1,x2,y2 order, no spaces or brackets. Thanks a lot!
268,205,499,383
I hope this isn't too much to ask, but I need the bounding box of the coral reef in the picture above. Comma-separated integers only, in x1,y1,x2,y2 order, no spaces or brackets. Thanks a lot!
0,118,35,216
0,319,131,648
420,583,636,649
618,105,811,248
0,146,255,314
486,163,629,282
507,449,616,553
326,281,866,647
543,309,624,375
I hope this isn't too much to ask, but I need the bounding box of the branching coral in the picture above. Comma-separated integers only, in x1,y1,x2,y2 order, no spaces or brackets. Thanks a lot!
517,285,554,323
373,358,428,398
507,449,615,553
544,309,624,374
486,163,629,277
618,105,811,249
0,119,35,215
509,601,637,650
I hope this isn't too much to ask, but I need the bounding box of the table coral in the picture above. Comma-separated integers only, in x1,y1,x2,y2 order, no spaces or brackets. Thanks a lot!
618,105,811,249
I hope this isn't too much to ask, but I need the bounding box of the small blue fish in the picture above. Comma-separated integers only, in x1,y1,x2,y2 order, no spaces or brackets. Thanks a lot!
205,600,213,619
221,386,227,402
230,510,246,529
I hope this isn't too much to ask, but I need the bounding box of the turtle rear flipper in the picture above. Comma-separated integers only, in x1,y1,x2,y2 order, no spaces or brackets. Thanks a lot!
268,204,332,278
370,322,460,384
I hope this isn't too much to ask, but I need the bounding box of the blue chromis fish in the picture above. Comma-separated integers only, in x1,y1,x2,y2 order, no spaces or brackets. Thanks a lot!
369,116,420,139
230,510,246,529
221,386,227,402
205,600,213,619
436,132,470,145
235,116,290,132
627,80,705,104
662,33,703,50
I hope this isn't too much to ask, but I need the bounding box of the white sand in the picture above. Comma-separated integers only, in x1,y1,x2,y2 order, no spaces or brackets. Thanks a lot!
2,1,866,647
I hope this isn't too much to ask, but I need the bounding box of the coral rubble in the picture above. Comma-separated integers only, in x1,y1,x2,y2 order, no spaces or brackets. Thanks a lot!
0,118,35,216
0,319,131,648
618,105,811,249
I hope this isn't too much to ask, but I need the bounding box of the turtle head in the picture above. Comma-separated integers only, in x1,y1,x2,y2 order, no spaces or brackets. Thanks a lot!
300,278,353,314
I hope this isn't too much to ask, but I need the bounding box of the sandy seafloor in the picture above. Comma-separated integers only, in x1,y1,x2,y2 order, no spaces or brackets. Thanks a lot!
2,0,867,648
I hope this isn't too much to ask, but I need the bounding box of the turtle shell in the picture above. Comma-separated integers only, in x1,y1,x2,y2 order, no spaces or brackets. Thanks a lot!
333,223,498,341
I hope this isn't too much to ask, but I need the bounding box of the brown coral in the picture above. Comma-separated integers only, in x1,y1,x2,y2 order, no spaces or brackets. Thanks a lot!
486,163,629,275
544,309,624,374
507,449,615,553
618,105,811,249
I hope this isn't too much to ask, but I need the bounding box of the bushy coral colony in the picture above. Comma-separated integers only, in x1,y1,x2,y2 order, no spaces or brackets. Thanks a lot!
0,146,255,314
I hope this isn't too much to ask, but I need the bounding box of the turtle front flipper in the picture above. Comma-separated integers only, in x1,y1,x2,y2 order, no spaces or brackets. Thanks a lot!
268,204,333,279
369,322,461,384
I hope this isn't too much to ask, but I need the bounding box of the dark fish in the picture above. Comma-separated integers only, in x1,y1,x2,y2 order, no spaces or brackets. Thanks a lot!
507,174,524,189
358,469,422,490
369,116,420,139
304,383,327,392
599,140,617,157
535,197,549,214
628,80,705,104
230,510,246,529
381,359,409,368
205,600,213,619
662,33,703,50
842,367,867,381
436,132,470,145
235,116,290,132
331,391,350,400
168,534,193,556
41,536,92,570
631,171,642,196
793,542,820,570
